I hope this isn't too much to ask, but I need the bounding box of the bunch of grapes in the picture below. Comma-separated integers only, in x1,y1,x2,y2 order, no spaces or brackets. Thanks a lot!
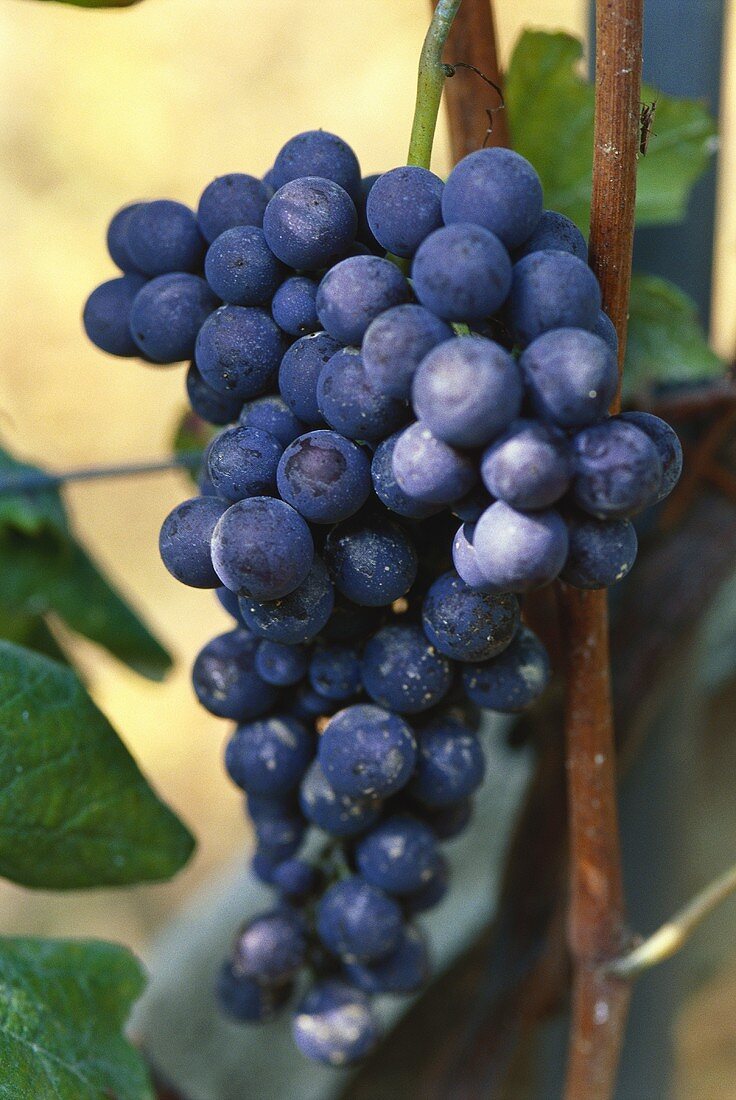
84,128,682,1067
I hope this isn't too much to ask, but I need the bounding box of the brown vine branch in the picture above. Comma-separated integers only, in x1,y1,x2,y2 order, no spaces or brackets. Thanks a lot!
561,2,644,1098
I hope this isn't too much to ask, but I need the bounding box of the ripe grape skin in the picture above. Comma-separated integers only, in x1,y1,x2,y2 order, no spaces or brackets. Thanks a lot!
452,522,496,591
408,716,485,806
392,422,477,506
159,496,228,589
403,853,449,914
361,303,452,400
462,625,551,712
366,166,444,258
216,584,246,623
253,811,306,862
355,814,441,895
271,276,320,336
255,640,310,687
204,226,285,306
316,256,410,346
130,274,218,363
361,624,452,715
316,877,403,963
271,858,318,900
411,223,512,322
442,147,543,248
452,485,494,524
412,336,523,448
519,328,618,430
560,513,638,589
292,980,379,1067
192,628,278,720
263,177,358,271
232,910,306,984
572,420,663,519
344,924,430,995
83,274,147,357
506,251,602,347
278,332,342,426
239,395,307,447
371,432,442,519
239,555,334,645
125,199,205,276
277,430,371,524
473,501,569,592
216,960,292,1023
272,130,362,203
593,309,619,354
197,174,271,243
186,362,244,425
299,760,382,837
324,517,418,608
211,496,314,599
308,644,362,701
318,704,417,798
106,202,145,273
422,571,520,663
207,425,283,501
195,305,283,400
480,419,572,509
514,210,588,262
317,348,408,442
224,715,313,796
619,411,682,502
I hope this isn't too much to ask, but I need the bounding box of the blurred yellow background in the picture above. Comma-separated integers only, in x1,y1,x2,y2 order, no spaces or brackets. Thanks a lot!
0,1,733,1095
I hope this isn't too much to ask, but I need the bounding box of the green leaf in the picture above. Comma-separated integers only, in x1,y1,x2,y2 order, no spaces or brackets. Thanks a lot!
172,410,214,488
0,937,152,1100
623,274,725,400
0,641,194,888
506,31,717,231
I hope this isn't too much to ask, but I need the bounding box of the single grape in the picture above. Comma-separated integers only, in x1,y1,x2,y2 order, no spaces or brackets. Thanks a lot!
277,430,371,524
407,715,485,806
159,496,227,588
561,512,638,589
452,522,495,591
211,496,314,599
225,715,313,796
344,924,430,995
292,980,379,1067
186,362,244,425
272,130,362,202
130,274,218,363
361,303,452,400
355,815,440,895
207,425,283,501
441,147,543,249
255,640,310,686
216,960,292,1023
519,328,618,429
318,704,417,798
232,910,306,984
204,226,285,306
192,628,277,720
316,876,403,963
506,251,601,347
271,276,320,336
253,811,306,863
462,625,551,712
391,422,476,505
324,516,418,607
279,332,342,425
239,394,307,447
216,584,246,622
514,210,587,262
422,570,519,663
480,419,572,509
572,420,663,518
299,760,382,837
239,555,334,644
316,256,410,346
106,202,145,273
83,274,147,357
619,411,682,502
361,624,452,714
411,223,512,322
317,348,408,442
403,853,449,914
125,199,205,276
195,305,283,399
263,177,357,270
308,644,362,701
366,166,444,257
271,858,319,900
412,335,523,447
593,309,618,354
473,501,569,592
371,432,442,519
197,174,271,243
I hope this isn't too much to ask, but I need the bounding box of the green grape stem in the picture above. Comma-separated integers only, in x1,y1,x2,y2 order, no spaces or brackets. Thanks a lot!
407,0,464,169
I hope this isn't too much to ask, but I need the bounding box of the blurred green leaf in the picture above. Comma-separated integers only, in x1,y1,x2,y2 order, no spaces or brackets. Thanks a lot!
172,410,214,488
0,937,152,1100
623,274,725,399
506,31,717,231
0,641,194,889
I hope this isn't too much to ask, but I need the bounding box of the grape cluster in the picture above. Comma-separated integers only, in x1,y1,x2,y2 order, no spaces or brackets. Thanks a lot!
84,129,682,1067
